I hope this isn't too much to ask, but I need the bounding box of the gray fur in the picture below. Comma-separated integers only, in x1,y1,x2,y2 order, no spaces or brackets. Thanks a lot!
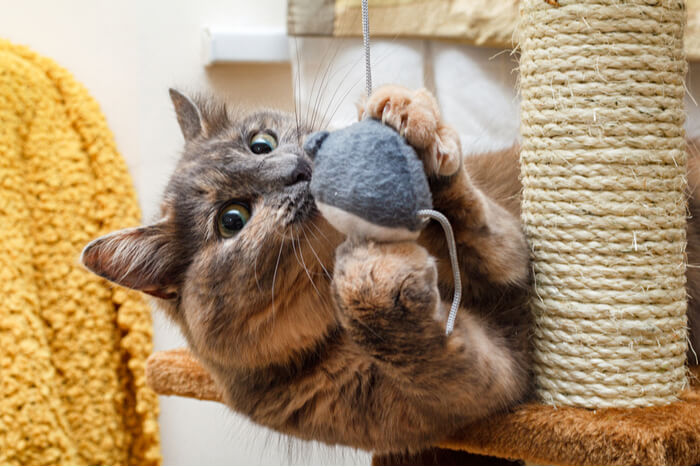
305,119,432,233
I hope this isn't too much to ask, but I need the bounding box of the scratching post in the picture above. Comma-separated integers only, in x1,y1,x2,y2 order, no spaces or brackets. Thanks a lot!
519,0,689,408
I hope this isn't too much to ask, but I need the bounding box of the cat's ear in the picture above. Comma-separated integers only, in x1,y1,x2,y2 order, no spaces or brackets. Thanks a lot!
169,88,204,141
81,221,180,299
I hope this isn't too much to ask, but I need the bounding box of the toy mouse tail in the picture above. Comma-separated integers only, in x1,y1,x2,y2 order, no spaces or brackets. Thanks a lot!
417,209,462,335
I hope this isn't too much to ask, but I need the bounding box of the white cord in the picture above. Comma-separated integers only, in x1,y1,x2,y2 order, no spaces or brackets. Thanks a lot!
417,209,462,335
361,0,372,97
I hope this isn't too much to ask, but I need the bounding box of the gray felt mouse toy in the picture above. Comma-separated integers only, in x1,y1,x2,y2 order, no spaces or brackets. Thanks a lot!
304,118,433,242
304,117,462,334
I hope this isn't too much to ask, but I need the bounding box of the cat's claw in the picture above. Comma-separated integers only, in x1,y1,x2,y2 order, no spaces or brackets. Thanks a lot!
435,126,462,176
381,103,407,138
360,85,462,177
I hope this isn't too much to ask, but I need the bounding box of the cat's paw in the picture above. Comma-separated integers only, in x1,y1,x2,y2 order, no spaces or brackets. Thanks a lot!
333,239,439,323
358,85,462,177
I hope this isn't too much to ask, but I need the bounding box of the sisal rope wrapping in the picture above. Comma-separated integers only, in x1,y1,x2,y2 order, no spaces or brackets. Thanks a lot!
519,0,689,408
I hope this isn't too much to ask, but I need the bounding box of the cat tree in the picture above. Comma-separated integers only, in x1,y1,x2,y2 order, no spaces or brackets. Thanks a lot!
145,0,700,463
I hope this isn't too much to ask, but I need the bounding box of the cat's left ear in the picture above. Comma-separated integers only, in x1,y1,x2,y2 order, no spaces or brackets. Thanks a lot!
169,88,204,141
81,221,181,299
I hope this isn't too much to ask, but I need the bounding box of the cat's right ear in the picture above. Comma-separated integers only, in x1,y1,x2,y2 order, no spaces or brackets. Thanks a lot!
81,221,181,300
169,88,204,141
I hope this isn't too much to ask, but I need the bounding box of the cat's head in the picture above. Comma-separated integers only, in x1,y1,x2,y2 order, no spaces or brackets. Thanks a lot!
82,90,342,368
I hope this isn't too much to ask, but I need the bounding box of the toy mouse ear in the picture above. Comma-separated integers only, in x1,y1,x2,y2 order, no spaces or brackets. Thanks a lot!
303,131,330,159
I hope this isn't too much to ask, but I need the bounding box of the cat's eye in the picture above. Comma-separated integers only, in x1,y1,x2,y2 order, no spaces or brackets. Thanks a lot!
218,202,251,238
249,132,277,154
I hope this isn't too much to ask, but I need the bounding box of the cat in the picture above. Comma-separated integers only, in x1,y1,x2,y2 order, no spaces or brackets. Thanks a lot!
80,84,700,454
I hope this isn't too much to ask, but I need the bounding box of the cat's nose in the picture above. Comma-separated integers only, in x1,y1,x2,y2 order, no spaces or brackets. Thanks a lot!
285,157,312,186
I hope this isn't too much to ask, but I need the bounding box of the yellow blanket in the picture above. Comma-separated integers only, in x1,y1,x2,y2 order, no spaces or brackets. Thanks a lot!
0,39,161,465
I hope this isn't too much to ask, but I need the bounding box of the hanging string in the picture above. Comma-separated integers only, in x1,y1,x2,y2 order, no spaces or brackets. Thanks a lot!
360,0,462,335
361,0,372,96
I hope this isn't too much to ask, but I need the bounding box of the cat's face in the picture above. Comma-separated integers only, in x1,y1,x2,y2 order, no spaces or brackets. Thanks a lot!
82,90,342,368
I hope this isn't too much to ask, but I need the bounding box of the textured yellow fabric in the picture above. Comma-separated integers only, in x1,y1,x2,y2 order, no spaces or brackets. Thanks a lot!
0,39,161,465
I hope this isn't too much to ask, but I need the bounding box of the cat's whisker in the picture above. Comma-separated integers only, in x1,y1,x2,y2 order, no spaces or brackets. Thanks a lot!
313,47,364,130
302,229,334,281
307,218,334,247
270,238,285,315
305,227,335,263
294,27,366,132
301,48,324,131
319,76,363,130
307,39,345,131
292,37,302,145
301,226,332,281
316,57,364,130
271,216,297,241
320,44,400,129
307,40,371,130
302,34,343,131
290,226,302,265
252,245,264,292
306,47,330,127
253,223,289,294
292,226,328,306
294,227,325,280
313,33,393,129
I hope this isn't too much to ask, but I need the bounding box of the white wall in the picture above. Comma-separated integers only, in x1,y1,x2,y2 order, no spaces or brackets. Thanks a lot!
0,0,369,464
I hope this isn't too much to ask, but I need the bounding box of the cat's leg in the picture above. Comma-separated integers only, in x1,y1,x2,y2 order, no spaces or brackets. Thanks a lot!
332,238,528,419
360,85,529,305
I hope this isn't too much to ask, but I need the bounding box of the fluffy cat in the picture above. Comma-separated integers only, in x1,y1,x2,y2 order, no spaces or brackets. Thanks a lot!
81,85,700,454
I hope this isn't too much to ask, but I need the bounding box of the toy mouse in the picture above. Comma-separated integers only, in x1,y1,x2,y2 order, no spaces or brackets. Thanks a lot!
304,117,462,334
304,118,433,241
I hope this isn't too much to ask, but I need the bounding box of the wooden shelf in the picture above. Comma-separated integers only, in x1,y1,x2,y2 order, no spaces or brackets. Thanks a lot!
147,349,700,464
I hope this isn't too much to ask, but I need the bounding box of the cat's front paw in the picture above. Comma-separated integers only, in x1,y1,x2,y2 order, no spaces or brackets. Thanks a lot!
333,239,439,326
359,85,461,177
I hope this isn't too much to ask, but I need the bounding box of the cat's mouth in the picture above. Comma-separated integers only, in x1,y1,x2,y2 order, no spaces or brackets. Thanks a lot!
284,180,316,224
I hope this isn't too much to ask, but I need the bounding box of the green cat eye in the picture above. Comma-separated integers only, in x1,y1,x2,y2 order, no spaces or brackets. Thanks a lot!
218,202,251,238
249,132,277,154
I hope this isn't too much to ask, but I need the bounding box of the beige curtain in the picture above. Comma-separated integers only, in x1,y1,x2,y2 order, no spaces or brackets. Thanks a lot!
288,0,700,61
